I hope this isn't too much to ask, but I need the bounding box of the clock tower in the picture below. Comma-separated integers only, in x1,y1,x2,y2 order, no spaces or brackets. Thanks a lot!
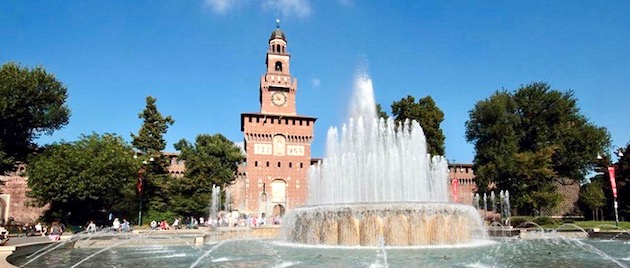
239,21,316,218
260,20,297,115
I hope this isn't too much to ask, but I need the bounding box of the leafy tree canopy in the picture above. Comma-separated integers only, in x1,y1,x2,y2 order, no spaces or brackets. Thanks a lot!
391,95,445,156
0,62,70,173
596,143,630,221
375,103,389,120
172,134,245,216
579,180,605,220
465,82,610,215
131,96,174,173
26,133,137,225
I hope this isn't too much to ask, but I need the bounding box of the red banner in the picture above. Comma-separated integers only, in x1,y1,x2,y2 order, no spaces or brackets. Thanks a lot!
137,177,143,193
608,166,617,198
451,178,459,202
137,168,144,194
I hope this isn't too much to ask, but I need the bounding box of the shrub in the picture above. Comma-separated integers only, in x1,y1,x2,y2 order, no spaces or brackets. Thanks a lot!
509,216,532,227
534,216,556,226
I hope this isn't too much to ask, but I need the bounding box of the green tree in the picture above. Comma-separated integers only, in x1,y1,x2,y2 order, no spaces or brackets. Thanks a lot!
173,134,244,216
375,103,389,120
131,96,175,222
0,62,70,173
597,143,630,221
26,133,137,225
466,82,610,215
579,180,605,220
131,96,174,167
391,95,445,156
615,144,630,220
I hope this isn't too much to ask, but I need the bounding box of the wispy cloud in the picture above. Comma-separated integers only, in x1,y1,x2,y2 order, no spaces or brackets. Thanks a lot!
311,78,321,88
204,0,237,14
262,0,312,18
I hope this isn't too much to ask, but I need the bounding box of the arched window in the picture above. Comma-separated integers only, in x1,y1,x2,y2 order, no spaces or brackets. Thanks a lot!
276,44,280,53
275,61,283,71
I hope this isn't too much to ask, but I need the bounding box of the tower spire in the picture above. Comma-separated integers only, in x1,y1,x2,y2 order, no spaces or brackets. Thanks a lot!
276,18,280,29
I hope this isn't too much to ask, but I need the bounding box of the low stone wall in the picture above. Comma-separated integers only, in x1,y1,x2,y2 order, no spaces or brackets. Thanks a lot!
2,241,58,268
206,226,281,242
73,226,282,248
588,230,630,240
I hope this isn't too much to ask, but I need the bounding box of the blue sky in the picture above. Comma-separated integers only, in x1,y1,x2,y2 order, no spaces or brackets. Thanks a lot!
2,1,629,163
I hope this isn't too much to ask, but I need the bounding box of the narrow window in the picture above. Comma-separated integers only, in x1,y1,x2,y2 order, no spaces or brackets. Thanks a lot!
266,161,270,167
278,162,281,168
300,162,303,168
289,162,293,168
255,161,258,167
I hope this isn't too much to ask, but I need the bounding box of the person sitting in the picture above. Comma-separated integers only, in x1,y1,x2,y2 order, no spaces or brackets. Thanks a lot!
121,219,130,232
86,220,97,234
150,220,158,230
0,226,10,246
49,221,63,241
35,222,43,236
112,218,121,232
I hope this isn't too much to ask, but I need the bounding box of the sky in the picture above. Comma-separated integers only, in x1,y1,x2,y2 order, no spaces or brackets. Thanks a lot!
2,1,629,163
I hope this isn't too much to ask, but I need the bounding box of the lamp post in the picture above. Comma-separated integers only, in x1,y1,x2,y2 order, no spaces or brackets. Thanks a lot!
597,146,624,227
134,155,154,226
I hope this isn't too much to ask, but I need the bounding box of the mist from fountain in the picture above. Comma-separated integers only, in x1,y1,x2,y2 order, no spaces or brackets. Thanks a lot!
209,185,220,223
308,73,448,204
284,72,486,246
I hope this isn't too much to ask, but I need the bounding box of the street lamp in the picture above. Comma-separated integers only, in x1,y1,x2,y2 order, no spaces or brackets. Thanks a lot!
597,146,625,227
134,154,154,226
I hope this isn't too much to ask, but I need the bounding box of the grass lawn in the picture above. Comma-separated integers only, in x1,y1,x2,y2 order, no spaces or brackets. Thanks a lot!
512,218,630,230
559,220,630,230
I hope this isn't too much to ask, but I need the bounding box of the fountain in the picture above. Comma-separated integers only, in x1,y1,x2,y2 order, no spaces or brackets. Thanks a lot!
282,72,486,246
8,72,630,267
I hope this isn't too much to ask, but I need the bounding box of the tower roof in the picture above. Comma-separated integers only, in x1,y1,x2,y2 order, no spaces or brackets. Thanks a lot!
269,19,286,42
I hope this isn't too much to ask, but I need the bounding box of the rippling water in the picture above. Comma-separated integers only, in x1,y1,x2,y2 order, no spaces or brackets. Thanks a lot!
12,238,630,268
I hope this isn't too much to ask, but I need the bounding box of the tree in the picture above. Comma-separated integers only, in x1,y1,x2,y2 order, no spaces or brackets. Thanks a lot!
391,95,445,156
131,96,175,222
465,82,610,215
375,103,389,120
173,134,244,216
0,62,70,173
26,133,137,225
597,143,630,221
615,144,630,220
579,180,605,220
131,96,174,166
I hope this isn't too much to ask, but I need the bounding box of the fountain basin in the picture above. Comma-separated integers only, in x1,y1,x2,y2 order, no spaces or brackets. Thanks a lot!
283,202,486,246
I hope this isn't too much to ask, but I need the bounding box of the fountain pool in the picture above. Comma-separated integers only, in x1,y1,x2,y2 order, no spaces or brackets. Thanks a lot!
10,236,630,267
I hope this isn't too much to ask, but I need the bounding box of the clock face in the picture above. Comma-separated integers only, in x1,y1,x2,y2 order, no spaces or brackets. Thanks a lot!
271,92,287,106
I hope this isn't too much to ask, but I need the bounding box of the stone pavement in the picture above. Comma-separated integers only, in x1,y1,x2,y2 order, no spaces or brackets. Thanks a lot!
3,235,51,246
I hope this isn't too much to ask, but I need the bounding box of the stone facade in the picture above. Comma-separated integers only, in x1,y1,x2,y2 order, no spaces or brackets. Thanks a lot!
448,163,477,206
232,24,316,217
0,165,48,224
